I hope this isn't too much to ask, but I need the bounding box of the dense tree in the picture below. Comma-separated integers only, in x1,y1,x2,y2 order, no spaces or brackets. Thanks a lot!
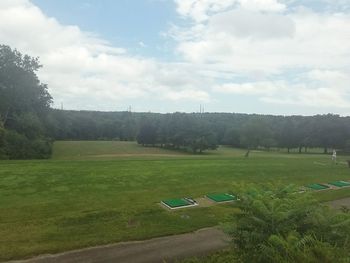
0,45,53,159
0,45,52,126
137,122,158,146
45,110,350,155
0,122,6,159
222,128,240,147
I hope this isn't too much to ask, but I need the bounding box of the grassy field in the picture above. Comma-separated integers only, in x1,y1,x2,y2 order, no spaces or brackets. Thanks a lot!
52,141,191,160
1,141,350,261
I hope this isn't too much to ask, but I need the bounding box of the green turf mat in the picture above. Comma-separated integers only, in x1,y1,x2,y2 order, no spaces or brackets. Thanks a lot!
162,198,191,208
306,183,330,190
206,193,236,202
328,181,350,187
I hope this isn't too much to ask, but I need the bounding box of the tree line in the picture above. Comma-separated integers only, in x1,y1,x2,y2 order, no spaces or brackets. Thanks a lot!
2,44,350,158
46,110,350,154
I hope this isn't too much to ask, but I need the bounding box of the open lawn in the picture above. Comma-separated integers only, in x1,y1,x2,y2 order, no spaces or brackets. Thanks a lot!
52,141,191,159
1,141,350,261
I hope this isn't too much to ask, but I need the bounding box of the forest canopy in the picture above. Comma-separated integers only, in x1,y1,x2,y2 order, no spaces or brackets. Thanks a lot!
46,110,350,155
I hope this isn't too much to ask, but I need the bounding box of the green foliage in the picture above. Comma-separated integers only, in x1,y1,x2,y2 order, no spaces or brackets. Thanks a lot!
223,128,240,147
48,111,350,155
0,45,53,159
240,118,272,149
225,185,350,263
137,122,158,146
3,130,29,159
186,134,218,153
0,124,7,159
0,45,52,124
135,114,219,153
259,232,344,263
12,112,44,139
3,130,52,159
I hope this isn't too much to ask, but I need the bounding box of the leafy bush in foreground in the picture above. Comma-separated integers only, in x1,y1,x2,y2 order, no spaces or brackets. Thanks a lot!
3,130,52,159
226,185,350,262
181,185,350,263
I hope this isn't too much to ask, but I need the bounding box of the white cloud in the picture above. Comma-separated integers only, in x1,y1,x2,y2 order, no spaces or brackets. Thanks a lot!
162,89,210,101
172,0,350,112
214,70,350,109
174,0,286,22
213,81,284,95
261,88,350,109
175,9,350,72
0,0,210,111
239,0,286,12
175,0,236,22
209,9,295,39
1,0,350,113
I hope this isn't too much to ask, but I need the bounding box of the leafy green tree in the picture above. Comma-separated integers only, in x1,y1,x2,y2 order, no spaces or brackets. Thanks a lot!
223,128,240,147
277,119,299,153
0,122,7,159
226,185,350,263
0,45,52,126
260,232,342,263
137,122,158,146
310,115,348,154
0,45,53,159
12,112,44,140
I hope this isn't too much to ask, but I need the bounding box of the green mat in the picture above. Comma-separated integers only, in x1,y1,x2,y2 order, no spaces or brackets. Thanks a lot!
306,183,330,190
162,198,192,208
328,181,350,187
206,193,236,202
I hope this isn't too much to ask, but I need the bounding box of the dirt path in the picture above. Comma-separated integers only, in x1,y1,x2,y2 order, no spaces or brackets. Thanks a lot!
10,228,230,263
326,197,350,209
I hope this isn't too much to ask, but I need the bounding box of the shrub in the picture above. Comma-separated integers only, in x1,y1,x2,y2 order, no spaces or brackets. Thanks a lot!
4,130,52,159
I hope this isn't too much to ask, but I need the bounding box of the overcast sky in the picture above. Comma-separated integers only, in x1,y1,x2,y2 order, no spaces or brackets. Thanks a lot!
1,0,350,115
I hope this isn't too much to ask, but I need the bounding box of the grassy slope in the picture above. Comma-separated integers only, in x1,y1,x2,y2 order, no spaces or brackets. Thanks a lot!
1,141,350,261
52,141,190,159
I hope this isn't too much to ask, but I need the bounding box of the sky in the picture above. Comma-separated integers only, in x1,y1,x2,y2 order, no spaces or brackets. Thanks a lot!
1,0,350,115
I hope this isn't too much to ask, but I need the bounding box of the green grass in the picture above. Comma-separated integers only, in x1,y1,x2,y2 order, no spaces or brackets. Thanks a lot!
206,193,237,202
1,141,350,261
52,140,190,160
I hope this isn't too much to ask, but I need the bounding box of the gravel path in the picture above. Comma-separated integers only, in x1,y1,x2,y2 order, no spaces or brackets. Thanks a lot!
9,228,230,263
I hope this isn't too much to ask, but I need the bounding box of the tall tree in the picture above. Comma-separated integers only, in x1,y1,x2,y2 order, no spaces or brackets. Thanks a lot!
137,122,158,146
0,45,52,127
0,45,53,159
